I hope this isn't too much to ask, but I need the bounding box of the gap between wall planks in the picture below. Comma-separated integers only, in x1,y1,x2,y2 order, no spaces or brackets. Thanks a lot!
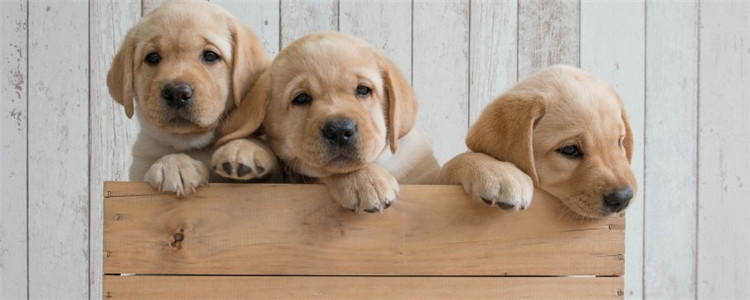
103,182,624,276
645,2,699,299
579,2,645,298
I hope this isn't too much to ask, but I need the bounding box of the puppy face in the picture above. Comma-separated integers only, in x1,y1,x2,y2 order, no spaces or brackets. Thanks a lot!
107,2,268,144
467,65,637,218
218,32,417,178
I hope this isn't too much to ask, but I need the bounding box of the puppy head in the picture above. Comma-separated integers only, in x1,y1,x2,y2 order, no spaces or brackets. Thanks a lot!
107,1,268,145
467,65,636,218
218,32,417,178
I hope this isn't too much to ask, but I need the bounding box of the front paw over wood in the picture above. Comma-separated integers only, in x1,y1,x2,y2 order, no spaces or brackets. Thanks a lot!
211,138,280,182
144,153,209,197
321,164,399,213
441,152,534,211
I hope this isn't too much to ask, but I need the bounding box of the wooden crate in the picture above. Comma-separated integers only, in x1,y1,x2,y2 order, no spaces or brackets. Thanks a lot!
102,182,624,299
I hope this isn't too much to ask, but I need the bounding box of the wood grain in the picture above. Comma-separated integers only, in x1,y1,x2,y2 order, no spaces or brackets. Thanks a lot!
212,0,281,59
1,0,28,298
280,0,338,48
580,2,645,298
104,182,624,276
644,1,699,299
339,0,412,83
27,1,90,298
103,275,623,300
469,0,517,125
412,1,470,165
89,1,142,299
518,0,579,78
698,1,750,298
142,0,168,16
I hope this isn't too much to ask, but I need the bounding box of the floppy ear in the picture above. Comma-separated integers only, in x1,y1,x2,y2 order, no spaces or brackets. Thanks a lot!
466,91,546,184
107,32,136,118
215,71,271,147
380,56,418,153
621,107,634,163
227,16,270,108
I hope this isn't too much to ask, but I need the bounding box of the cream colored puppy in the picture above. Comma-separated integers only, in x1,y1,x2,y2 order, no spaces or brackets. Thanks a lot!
216,32,440,212
441,65,637,218
107,1,274,196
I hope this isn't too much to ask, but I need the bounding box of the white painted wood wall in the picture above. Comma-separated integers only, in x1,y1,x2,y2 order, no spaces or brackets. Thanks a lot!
1,0,748,299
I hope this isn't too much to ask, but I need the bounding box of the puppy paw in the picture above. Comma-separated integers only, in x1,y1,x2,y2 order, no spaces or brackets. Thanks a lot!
211,138,279,181
321,164,399,213
441,152,534,211
144,153,209,197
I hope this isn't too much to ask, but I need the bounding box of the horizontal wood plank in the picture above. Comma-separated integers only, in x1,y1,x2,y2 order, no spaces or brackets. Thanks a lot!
103,275,623,299
103,182,624,276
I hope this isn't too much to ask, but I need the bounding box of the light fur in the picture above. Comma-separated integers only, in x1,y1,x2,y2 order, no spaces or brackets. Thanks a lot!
107,1,270,196
441,65,637,218
216,32,440,212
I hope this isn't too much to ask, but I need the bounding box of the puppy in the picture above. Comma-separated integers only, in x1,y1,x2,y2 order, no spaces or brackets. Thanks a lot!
441,65,637,218
107,1,274,196
215,31,440,212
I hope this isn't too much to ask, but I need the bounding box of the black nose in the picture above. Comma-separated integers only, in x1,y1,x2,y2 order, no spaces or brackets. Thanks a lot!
321,119,357,147
161,83,193,109
603,187,633,214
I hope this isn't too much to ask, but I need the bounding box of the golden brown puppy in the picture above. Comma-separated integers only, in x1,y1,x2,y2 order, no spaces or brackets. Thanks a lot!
216,31,440,212
107,1,275,196
441,65,637,218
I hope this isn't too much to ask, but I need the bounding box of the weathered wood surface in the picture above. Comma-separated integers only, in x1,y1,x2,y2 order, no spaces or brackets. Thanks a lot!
280,0,338,48
517,0,579,79
1,1,28,299
27,1,90,298
89,2,141,299
103,182,624,276
468,0,517,125
644,2,699,299
698,1,750,299
413,1,470,165
103,275,623,300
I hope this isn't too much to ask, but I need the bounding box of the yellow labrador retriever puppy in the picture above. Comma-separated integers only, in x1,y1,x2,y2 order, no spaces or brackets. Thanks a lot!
216,32,440,213
107,1,275,196
441,65,636,218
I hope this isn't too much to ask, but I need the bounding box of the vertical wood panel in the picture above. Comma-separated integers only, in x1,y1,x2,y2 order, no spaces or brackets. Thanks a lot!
644,1,698,298
413,1,470,164
28,1,90,298
518,0,579,78
142,0,168,16
580,2,645,299
280,0,338,48
1,1,28,298
213,0,281,59
469,0,517,124
698,2,750,298
339,0,412,83
89,1,141,299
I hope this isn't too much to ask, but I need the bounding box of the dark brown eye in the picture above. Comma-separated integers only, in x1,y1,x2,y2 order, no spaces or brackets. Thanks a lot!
557,145,583,159
202,51,220,63
292,92,312,105
355,85,371,98
145,52,161,65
